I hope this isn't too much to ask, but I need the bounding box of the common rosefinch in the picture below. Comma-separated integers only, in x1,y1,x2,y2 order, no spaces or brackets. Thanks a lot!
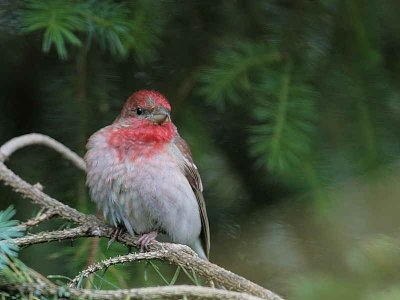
85,90,210,259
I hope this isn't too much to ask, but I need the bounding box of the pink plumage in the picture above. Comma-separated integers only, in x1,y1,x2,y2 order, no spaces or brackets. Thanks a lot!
85,90,210,259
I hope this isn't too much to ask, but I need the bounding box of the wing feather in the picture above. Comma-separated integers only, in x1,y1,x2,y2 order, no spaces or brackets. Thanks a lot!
174,136,210,258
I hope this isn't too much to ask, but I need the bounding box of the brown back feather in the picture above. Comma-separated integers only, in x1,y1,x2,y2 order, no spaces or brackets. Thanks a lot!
174,136,210,258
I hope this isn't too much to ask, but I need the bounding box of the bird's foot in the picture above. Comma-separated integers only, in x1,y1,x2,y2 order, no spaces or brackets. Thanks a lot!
137,231,158,251
107,226,125,249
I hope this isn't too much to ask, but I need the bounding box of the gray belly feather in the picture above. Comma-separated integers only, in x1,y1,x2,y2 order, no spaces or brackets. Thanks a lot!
85,131,202,246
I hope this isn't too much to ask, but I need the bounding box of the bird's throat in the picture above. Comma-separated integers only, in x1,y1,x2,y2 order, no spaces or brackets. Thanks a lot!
108,122,175,161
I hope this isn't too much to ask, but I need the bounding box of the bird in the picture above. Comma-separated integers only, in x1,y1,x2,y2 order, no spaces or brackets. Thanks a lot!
84,90,210,259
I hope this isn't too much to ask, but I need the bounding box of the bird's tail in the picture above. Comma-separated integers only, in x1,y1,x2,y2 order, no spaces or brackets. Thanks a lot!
192,238,208,261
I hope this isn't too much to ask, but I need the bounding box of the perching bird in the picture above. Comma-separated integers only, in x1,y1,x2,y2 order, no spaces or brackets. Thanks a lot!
85,90,210,259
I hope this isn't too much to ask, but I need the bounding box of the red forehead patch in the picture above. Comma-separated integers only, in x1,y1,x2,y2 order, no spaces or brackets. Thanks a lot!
127,90,171,111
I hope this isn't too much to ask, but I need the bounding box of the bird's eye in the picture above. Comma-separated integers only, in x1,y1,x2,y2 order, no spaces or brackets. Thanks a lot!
136,107,143,115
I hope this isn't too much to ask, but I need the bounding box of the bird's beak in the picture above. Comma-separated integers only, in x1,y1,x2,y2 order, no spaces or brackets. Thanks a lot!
152,107,171,125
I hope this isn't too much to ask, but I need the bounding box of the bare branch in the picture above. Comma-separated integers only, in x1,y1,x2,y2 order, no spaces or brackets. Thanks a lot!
0,134,285,300
13,222,283,299
2,284,264,300
0,133,86,171
0,161,98,225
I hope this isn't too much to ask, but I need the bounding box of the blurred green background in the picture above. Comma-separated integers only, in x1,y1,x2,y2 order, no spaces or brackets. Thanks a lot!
1,0,400,298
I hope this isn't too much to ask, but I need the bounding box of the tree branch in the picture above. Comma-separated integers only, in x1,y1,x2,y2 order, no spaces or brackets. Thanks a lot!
14,227,96,247
2,284,264,300
0,133,86,171
14,226,283,299
0,134,285,300
21,209,57,227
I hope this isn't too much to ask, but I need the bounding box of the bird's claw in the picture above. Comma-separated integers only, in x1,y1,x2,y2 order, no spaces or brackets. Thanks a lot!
107,226,125,249
137,231,158,251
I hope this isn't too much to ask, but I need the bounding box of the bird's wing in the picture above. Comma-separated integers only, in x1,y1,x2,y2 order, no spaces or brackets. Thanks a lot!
174,136,210,258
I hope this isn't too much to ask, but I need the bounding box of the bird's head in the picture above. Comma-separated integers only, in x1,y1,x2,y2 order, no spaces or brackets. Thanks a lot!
118,90,172,126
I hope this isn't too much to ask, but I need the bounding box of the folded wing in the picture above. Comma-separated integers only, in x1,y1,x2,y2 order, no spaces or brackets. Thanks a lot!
174,136,210,258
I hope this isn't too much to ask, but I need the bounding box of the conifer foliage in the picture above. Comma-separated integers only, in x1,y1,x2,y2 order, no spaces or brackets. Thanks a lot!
0,207,24,270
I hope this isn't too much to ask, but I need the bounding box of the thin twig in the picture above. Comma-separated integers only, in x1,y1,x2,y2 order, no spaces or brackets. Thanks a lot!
69,252,164,287
21,209,57,227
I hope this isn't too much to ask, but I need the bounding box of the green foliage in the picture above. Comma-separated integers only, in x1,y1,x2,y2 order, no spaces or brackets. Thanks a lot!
0,206,25,270
81,0,132,57
0,256,31,286
199,41,279,109
198,40,319,176
20,0,84,59
200,45,318,178
19,0,166,60
197,0,400,194
250,63,318,174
